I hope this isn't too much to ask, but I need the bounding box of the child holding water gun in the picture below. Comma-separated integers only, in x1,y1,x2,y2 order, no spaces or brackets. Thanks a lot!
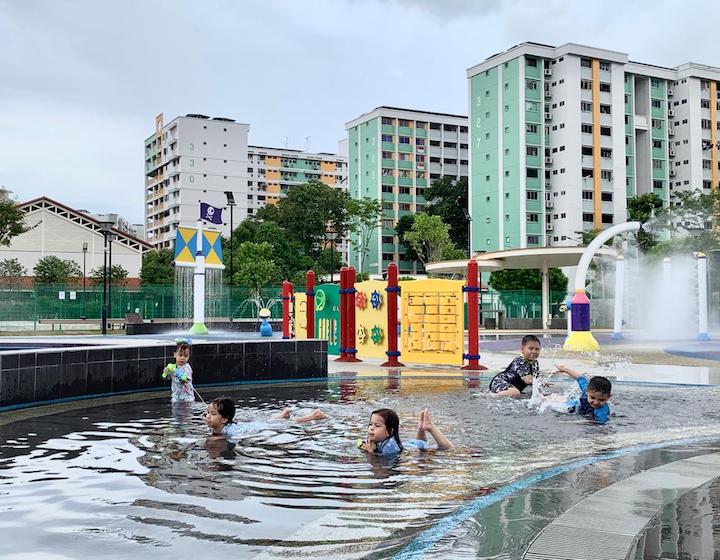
163,339,194,403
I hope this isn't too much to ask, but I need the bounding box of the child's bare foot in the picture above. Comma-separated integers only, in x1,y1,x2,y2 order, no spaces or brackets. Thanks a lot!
423,409,435,430
310,409,328,421
278,407,291,419
418,408,428,431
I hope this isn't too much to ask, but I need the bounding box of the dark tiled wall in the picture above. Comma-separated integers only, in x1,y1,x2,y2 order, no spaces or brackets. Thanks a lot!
0,340,327,409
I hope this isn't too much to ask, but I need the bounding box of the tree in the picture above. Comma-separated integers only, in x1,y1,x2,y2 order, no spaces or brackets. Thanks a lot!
140,249,175,284
269,180,351,257
33,256,81,284
90,264,128,286
489,268,568,292
225,219,312,284
395,214,420,263
347,197,382,274
314,247,343,280
626,193,664,252
0,258,26,286
233,242,280,296
424,176,469,254
402,214,459,265
0,258,26,278
627,193,664,224
0,188,31,247
656,188,720,233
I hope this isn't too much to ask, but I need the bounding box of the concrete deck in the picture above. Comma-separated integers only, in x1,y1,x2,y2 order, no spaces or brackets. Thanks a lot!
523,452,720,560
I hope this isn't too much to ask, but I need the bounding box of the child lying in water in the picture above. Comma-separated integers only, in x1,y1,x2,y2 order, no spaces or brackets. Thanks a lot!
357,408,454,456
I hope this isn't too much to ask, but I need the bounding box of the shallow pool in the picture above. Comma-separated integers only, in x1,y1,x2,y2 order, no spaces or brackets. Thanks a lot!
2,377,720,559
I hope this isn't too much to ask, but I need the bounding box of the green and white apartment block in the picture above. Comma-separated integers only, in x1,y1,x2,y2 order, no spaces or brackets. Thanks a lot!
346,107,469,276
468,42,720,251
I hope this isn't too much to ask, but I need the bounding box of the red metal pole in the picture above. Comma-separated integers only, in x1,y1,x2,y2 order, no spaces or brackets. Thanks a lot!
346,266,361,362
282,280,293,340
462,259,487,370
335,267,348,361
306,270,315,339
381,262,404,367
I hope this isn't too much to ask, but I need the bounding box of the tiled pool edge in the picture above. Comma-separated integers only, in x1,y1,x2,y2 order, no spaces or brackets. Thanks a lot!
0,339,327,409
392,435,720,560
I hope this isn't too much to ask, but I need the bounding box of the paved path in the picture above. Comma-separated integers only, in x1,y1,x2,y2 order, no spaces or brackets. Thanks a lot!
523,452,720,560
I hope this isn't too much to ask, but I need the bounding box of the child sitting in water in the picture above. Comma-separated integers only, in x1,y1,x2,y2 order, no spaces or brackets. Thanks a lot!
358,408,454,456
205,397,328,442
163,339,194,403
552,364,612,424
489,334,542,397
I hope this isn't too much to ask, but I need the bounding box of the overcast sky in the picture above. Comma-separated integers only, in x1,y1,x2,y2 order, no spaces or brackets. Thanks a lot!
2,0,719,223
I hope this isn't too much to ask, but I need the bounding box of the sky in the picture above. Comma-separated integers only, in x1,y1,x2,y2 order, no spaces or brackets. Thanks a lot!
2,0,719,223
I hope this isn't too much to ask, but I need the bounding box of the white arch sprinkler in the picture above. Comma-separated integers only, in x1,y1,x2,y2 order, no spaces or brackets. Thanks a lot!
696,252,710,341
564,221,641,352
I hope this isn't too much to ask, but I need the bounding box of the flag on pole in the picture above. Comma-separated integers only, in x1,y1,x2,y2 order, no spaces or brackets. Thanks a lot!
200,202,223,224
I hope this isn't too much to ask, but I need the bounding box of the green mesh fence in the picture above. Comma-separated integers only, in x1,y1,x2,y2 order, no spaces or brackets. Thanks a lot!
0,284,285,321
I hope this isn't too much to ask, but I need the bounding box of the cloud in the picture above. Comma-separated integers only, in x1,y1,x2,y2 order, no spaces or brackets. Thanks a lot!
364,0,501,20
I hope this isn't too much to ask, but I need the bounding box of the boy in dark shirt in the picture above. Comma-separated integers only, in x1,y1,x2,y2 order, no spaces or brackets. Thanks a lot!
489,335,541,397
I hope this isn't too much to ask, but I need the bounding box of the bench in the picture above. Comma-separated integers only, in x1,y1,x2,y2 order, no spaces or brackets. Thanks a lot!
37,318,126,331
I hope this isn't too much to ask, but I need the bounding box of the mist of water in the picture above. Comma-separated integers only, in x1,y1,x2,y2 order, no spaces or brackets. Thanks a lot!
174,266,193,330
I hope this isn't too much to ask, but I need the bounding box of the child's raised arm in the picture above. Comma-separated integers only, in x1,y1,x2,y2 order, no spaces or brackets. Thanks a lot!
555,364,582,380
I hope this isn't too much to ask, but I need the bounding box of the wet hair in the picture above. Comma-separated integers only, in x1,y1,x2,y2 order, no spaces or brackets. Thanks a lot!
210,397,236,423
371,408,402,450
521,334,541,347
588,376,612,396
174,341,191,355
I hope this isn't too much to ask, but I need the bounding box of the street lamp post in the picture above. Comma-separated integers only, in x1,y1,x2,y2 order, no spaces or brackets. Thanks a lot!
98,221,114,334
224,191,236,284
461,207,472,258
82,242,88,319
327,230,338,283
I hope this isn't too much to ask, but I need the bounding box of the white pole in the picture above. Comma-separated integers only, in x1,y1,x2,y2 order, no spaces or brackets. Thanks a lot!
697,252,710,340
611,256,625,339
541,262,550,336
190,219,208,334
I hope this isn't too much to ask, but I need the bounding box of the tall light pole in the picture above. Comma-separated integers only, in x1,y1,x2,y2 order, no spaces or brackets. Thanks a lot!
98,221,114,334
82,242,88,319
327,230,338,283
224,191,236,284
461,207,472,258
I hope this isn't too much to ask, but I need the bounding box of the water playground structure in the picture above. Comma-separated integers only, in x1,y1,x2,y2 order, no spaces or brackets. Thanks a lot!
173,219,225,335
0,219,719,558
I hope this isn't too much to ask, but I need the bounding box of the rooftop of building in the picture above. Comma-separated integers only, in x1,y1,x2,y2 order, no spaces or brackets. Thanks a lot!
345,105,467,130
248,145,346,160
468,41,720,79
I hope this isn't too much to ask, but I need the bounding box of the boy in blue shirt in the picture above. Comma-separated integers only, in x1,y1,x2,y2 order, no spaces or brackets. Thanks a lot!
555,364,611,424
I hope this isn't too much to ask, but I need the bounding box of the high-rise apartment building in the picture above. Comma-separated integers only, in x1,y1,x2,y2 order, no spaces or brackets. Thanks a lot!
145,114,348,251
144,113,249,249
468,42,720,251
346,106,469,276
246,145,348,260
